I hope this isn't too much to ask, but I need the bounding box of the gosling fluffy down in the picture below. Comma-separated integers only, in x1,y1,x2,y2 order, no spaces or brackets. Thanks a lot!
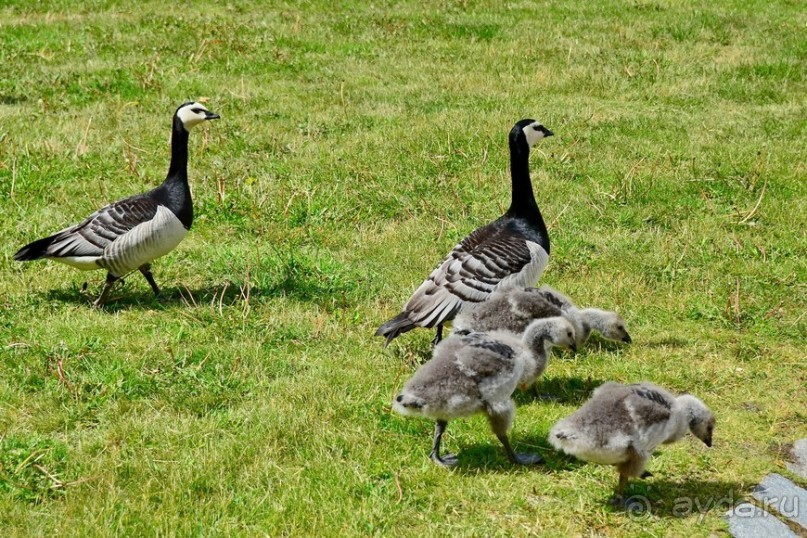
548,381,715,499
453,285,631,347
393,317,576,467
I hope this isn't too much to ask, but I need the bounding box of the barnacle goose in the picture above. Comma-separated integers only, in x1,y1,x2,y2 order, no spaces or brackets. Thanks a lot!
393,317,576,467
376,119,554,346
549,381,715,502
14,102,219,307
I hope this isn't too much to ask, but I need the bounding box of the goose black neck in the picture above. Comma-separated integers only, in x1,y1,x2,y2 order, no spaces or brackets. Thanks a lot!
167,116,190,181
505,137,549,248
153,116,193,229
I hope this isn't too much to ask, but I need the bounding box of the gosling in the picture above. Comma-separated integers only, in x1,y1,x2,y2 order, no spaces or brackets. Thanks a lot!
548,381,715,500
453,286,632,347
393,317,576,467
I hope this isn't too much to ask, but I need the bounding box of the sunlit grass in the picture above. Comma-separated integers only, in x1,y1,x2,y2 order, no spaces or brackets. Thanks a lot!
0,0,805,535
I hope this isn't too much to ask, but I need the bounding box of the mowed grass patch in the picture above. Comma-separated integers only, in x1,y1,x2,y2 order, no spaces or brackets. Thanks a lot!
1,0,806,536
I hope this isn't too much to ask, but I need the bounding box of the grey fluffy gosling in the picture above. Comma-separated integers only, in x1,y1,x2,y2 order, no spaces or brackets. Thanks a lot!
14,102,219,307
548,381,715,500
453,286,632,347
376,119,554,347
393,317,576,467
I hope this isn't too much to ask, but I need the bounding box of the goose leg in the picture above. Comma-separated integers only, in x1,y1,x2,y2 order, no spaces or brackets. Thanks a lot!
431,325,444,347
139,264,160,295
612,445,645,504
610,473,630,505
429,420,458,467
94,273,118,307
487,401,542,465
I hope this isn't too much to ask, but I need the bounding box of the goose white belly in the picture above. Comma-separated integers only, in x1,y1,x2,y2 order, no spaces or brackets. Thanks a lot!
551,429,635,465
494,241,549,291
99,205,188,277
53,255,104,271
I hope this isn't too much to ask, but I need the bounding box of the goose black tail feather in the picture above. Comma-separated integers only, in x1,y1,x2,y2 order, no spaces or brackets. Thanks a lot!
14,234,59,261
375,312,417,347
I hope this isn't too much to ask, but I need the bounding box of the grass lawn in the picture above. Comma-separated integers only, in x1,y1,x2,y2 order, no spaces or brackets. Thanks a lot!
1,0,805,535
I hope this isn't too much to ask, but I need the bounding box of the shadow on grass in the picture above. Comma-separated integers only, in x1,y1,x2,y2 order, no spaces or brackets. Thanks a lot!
582,336,634,353
608,477,748,519
514,375,605,406
640,336,690,348
41,272,359,312
446,432,588,475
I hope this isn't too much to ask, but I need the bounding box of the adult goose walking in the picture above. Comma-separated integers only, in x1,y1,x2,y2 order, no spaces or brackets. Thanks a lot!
376,119,554,346
14,101,220,307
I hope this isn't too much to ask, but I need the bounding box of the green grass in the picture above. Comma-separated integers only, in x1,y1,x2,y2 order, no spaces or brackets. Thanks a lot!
1,0,805,535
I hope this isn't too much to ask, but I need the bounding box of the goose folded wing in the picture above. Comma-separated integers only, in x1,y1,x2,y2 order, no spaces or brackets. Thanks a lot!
403,227,534,327
46,196,161,257
506,288,564,319
455,336,518,382
623,386,674,428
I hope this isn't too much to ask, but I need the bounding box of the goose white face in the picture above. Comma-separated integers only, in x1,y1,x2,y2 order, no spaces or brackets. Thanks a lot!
550,319,577,350
177,102,219,130
522,121,553,147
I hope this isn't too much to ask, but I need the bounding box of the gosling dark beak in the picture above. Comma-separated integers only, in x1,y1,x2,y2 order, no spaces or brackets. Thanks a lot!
205,111,221,120
703,436,712,448
570,343,577,353
623,334,632,344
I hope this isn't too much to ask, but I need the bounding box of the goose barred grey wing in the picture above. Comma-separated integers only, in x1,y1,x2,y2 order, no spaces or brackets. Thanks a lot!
403,224,548,327
14,195,173,277
622,384,674,428
53,196,160,254
461,332,516,360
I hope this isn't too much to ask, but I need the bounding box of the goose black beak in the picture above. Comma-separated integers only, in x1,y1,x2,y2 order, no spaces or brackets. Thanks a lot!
542,127,554,137
205,111,221,120
623,334,632,344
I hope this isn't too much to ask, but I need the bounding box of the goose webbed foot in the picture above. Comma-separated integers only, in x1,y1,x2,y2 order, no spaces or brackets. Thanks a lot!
139,264,160,296
509,451,544,465
429,420,457,467
497,434,543,465
610,494,648,514
430,451,459,467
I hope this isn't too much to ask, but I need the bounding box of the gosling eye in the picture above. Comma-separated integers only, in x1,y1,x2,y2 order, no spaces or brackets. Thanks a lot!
567,331,572,338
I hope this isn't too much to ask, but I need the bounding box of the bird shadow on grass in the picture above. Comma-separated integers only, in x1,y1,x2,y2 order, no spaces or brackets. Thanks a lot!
449,432,588,475
639,336,690,349
41,270,359,312
514,375,605,406
606,477,748,519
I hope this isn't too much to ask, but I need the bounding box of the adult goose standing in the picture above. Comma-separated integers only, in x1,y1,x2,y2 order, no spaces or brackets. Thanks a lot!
376,119,554,346
14,101,220,307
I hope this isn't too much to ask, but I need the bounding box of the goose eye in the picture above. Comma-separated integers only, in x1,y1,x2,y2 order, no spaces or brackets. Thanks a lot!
192,108,204,114
533,125,541,131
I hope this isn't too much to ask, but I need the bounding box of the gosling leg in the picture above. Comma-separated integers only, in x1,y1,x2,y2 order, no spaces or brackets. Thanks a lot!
429,420,458,467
